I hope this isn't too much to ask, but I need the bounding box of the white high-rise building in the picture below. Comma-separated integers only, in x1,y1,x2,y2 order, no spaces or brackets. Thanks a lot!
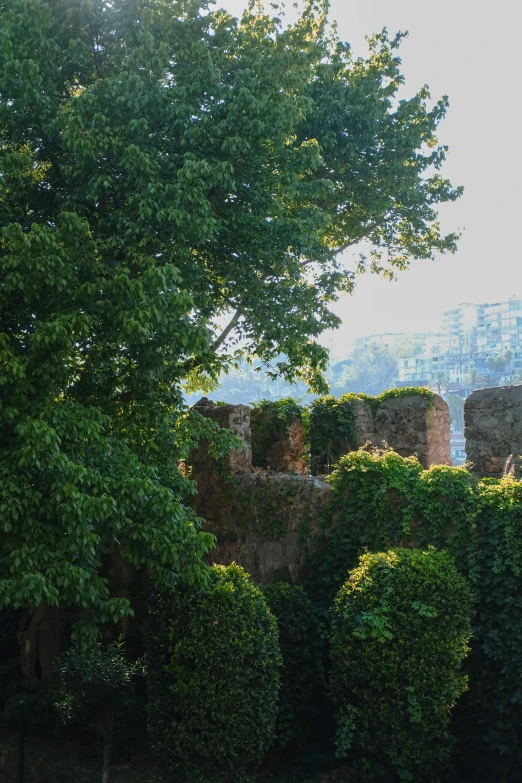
398,298,522,385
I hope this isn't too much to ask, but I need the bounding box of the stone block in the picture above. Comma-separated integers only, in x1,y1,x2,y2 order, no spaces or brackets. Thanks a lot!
195,472,331,584
374,393,451,469
465,385,522,478
352,399,375,446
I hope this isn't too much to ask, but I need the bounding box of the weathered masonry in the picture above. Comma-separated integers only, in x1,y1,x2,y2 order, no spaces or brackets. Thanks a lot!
465,384,522,478
190,398,329,583
347,393,451,469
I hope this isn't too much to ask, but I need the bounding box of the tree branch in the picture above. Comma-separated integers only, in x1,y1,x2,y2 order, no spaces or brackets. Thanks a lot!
298,226,380,269
211,308,242,351
184,224,381,373
334,224,380,255
179,308,243,375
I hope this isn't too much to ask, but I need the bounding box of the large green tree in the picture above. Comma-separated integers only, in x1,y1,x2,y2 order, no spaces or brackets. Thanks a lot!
0,0,461,634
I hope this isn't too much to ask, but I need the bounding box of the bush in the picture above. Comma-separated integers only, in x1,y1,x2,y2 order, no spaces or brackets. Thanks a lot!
262,582,319,746
330,548,472,782
56,637,140,782
147,563,281,783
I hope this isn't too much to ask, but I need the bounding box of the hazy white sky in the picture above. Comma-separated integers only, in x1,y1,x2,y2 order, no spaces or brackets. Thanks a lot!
222,0,522,358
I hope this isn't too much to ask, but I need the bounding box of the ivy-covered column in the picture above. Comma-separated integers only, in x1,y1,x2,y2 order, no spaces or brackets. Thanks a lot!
250,398,309,473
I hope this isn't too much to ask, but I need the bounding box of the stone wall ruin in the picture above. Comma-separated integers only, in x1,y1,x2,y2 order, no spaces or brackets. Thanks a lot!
189,384,522,580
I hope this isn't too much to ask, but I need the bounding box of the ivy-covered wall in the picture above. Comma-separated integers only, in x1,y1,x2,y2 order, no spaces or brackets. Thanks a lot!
250,398,309,473
189,397,328,584
194,471,330,583
192,397,252,473
186,390,522,777
306,449,522,779
309,388,451,473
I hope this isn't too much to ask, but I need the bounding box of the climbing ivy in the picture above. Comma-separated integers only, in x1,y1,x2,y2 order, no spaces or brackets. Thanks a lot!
369,386,434,414
250,398,306,470
309,395,361,475
305,448,522,780
309,388,434,474
306,448,424,607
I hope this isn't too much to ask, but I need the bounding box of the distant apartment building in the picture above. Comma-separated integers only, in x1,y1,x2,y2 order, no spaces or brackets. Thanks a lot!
450,432,467,466
398,298,522,385
354,331,440,356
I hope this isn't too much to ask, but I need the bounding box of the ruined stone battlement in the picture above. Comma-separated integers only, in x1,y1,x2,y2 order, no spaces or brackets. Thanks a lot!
192,392,452,477
189,391,452,582
188,386,522,583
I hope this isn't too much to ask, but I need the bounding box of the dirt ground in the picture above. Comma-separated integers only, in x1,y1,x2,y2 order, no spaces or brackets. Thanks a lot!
0,731,164,783
0,730,353,783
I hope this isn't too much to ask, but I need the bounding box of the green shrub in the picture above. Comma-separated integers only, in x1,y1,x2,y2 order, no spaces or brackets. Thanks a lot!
146,563,281,783
262,582,319,746
56,636,141,782
330,548,472,782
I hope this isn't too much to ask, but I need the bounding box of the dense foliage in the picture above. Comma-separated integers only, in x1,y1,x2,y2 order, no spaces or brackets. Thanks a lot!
309,394,361,474
309,388,433,473
0,0,460,628
261,582,319,746
330,548,472,781
3,679,58,734
306,448,522,779
146,563,280,783
463,478,522,781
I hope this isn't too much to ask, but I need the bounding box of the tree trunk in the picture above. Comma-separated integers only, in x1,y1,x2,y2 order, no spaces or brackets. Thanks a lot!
17,606,62,680
101,712,114,783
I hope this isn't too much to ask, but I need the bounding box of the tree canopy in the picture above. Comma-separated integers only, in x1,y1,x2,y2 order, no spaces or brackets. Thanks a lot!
0,0,461,632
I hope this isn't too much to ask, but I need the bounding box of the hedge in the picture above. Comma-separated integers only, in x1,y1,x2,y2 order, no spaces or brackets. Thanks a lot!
146,563,281,783
330,548,472,781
